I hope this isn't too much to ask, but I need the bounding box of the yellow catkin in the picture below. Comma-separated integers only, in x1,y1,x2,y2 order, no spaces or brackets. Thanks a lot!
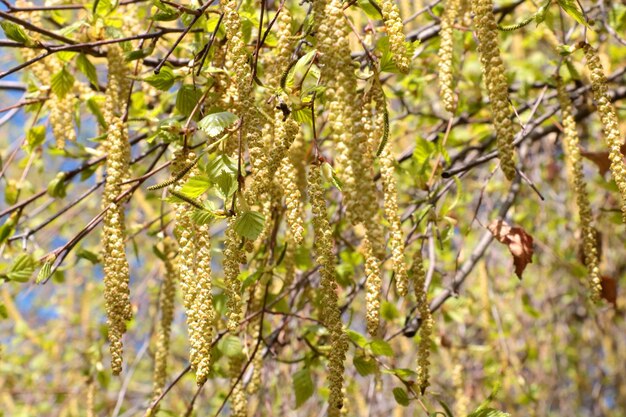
172,150,200,370
16,1,76,149
363,237,382,337
229,355,248,417
171,150,215,385
101,45,132,375
380,0,411,73
438,0,461,113
373,84,409,296
192,224,215,385
224,218,245,332
279,158,305,245
582,44,626,223
308,164,349,416
412,248,433,394
246,282,265,395
146,238,178,416
220,0,267,205
556,78,602,301
472,0,516,180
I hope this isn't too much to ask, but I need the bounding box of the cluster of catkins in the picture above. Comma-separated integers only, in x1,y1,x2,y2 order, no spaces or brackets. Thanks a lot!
16,0,80,149
438,0,517,179
85,0,434,413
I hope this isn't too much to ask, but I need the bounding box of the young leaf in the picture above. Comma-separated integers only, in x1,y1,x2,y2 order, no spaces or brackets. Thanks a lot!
219,335,243,357
392,387,410,407
175,84,203,117
557,0,590,28
353,354,378,376
369,339,394,357
51,67,75,99
234,211,265,241
190,208,215,225
214,172,237,199
5,254,36,283
26,125,46,152
179,176,212,198
36,261,53,284
205,154,237,179
76,54,99,87
293,368,314,408
144,66,176,91
1,21,30,44
198,111,238,137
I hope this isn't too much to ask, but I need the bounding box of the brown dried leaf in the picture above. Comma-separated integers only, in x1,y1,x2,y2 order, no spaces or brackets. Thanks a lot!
487,220,534,279
580,142,626,176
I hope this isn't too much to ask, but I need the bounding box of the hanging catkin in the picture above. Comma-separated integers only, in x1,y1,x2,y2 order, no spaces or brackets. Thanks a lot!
16,1,76,149
171,150,215,385
582,44,626,223
471,0,517,180
380,0,411,73
438,0,461,113
412,248,433,394
229,355,248,417
556,77,602,301
373,85,409,296
220,0,267,205
191,223,215,384
101,45,132,375
223,218,245,332
363,237,382,336
146,237,178,416
308,164,349,416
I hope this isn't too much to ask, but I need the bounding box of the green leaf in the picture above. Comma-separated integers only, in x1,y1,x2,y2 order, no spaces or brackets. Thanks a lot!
557,0,590,27
47,173,67,198
76,54,99,87
25,125,46,152
125,45,155,62
36,261,53,284
346,329,368,347
293,368,314,408
5,254,36,283
357,0,383,19
369,339,394,357
144,66,176,91
0,303,7,319
381,301,399,320
87,96,107,128
152,0,181,21
175,84,203,117
353,354,378,376
180,176,211,198
234,211,265,241
190,202,216,225
214,172,237,199
1,21,30,44
93,0,115,17
285,49,317,91
77,248,100,264
206,154,237,179
51,67,75,99
198,111,238,137
219,335,243,357
392,387,410,407
467,408,511,417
